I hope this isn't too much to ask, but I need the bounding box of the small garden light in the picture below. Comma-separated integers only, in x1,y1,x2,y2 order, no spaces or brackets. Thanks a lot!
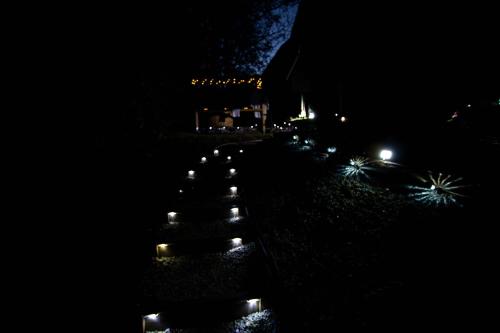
230,186,237,195
379,149,393,161
144,314,158,320
231,237,242,246
214,149,219,156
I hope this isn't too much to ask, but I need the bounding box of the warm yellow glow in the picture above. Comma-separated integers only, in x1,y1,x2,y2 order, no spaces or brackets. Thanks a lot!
157,243,168,248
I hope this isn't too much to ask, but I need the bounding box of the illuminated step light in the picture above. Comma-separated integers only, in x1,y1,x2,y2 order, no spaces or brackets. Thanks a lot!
379,149,393,161
230,186,238,195
239,149,244,153
167,212,177,222
201,157,207,163
188,170,195,177
227,156,231,161
247,298,260,305
231,237,242,246
144,313,159,320
156,243,169,257
340,116,346,122
214,149,219,156
229,168,236,175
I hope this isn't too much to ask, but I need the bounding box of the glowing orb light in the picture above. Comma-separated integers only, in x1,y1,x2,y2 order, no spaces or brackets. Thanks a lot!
379,149,393,161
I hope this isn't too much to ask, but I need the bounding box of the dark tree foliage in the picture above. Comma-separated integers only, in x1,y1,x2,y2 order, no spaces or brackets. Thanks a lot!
98,0,298,149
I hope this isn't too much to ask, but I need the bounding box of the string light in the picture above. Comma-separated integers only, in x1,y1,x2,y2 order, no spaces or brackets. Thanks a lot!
191,77,263,89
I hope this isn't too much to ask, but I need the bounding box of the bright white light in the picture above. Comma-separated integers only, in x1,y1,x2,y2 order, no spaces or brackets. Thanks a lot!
237,126,240,129
230,186,238,195
466,104,471,108
239,149,244,153
214,149,219,156
431,185,436,190
304,140,309,144
209,126,213,130
145,314,158,320
247,298,260,305
379,149,393,161
335,113,338,117
167,212,176,222
327,147,337,153
293,135,299,141
294,126,298,130
227,156,231,161
231,237,242,246
340,116,346,122
231,207,239,215
250,126,254,128
222,126,226,130
157,243,168,248
283,121,287,125
308,111,315,119
279,126,283,129
201,157,207,163
229,168,236,174
188,170,195,176
196,127,199,131
179,189,183,193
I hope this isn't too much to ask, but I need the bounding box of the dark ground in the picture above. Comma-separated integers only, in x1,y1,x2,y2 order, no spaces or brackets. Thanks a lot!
92,117,499,331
